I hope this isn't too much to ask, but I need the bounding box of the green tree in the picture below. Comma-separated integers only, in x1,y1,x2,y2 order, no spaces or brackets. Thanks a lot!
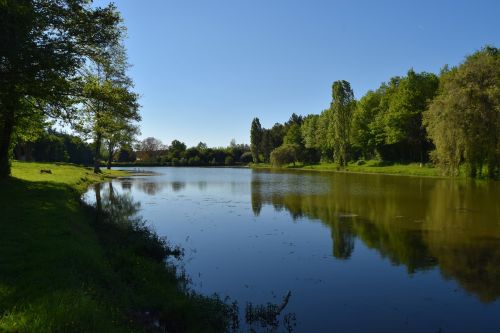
104,122,140,169
424,46,500,178
284,123,302,146
250,117,263,163
169,140,187,159
331,80,355,167
351,90,382,159
77,20,140,173
382,69,439,162
0,0,121,177
270,144,300,167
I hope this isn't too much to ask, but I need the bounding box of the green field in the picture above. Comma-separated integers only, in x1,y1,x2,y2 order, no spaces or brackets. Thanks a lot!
0,161,227,332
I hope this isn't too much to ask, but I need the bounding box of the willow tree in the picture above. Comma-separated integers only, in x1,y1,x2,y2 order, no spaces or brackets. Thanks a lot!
424,46,500,178
0,0,121,177
330,80,355,167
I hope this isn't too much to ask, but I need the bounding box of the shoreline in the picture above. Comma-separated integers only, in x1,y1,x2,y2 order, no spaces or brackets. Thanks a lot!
0,161,229,332
249,163,446,179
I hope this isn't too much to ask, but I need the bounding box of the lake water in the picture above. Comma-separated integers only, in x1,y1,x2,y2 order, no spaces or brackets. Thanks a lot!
83,167,500,332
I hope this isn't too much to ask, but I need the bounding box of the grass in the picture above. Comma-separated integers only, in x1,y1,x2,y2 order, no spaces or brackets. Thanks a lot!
0,161,228,332
251,160,442,177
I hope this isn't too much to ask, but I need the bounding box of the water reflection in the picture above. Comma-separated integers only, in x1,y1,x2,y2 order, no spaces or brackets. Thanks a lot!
92,182,142,224
251,170,500,302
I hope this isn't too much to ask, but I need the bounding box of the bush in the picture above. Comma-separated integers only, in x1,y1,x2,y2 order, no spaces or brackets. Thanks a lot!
240,151,253,164
224,156,234,166
270,144,299,167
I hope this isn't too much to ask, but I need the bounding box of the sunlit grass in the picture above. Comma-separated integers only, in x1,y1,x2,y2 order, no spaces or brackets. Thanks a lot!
251,160,442,177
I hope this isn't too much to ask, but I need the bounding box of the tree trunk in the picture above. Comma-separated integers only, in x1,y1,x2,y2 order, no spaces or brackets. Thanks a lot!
107,142,114,170
0,109,15,178
94,133,102,174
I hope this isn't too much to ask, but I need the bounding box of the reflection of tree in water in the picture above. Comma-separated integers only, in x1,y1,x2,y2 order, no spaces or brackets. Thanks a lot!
331,217,355,260
197,181,207,191
92,182,298,332
251,171,500,302
251,178,263,216
120,179,132,191
171,181,186,192
423,180,500,302
94,182,142,225
137,180,166,196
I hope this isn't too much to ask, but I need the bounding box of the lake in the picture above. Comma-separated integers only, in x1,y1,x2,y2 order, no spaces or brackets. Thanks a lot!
83,167,500,332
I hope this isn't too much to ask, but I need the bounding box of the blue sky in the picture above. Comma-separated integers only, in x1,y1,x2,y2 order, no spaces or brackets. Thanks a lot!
100,0,500,147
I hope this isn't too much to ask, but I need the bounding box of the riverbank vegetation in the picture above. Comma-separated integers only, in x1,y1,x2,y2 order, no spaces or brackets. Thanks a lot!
0,161,230,332
251,46,500,179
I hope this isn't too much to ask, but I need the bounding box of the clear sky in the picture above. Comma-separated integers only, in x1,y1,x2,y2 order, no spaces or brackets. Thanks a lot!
99,0,500,147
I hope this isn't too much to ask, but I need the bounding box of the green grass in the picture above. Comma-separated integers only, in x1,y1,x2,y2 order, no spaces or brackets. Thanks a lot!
0,161,228,332
251,160,442,177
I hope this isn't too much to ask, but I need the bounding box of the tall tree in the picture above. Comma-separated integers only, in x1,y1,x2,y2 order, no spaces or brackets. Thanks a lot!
331,80,355,167
350,90,382,159
424,46,500,178
250,117,263,163
0,0,121,177
77,18,140,173
382,69,439,162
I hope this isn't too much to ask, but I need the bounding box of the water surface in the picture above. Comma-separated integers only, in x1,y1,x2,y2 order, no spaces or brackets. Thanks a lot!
84,167,500,332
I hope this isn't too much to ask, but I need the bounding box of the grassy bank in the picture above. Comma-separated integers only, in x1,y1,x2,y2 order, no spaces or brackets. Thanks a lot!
0,161,228,332
251,160,442,177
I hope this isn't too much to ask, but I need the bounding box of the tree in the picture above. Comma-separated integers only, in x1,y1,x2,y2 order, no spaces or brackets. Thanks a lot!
331,80,355,167
137,137,164,161
260,129,273,163
351,90,382,159
0,0,122,177
77,17,140,173
424,46,500,178
283,123,302,146
169,140,187,159
250,117,263,163
301,115,320,150
270,144,300,167
104,122,140,169
382,69,439,162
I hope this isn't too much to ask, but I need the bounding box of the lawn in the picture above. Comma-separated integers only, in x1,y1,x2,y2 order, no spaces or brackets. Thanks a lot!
252,160,442,177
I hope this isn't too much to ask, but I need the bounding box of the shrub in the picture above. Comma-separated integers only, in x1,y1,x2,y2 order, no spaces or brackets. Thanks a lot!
270,144,299,167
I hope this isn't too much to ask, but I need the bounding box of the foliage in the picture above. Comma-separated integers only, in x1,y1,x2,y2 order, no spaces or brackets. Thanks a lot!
331,80,355,167
13,130,94,165
0,0,125,177
270,144,300,167
424,46,500,178
250,117,263,163
249,47,499,179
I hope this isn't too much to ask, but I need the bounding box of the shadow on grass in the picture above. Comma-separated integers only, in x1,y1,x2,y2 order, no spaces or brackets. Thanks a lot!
0,177,229,332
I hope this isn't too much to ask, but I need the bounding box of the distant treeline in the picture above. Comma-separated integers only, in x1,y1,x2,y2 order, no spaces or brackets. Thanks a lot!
13,131,252,168
14,130,94,165
250,46,500,179
132,137,252,166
